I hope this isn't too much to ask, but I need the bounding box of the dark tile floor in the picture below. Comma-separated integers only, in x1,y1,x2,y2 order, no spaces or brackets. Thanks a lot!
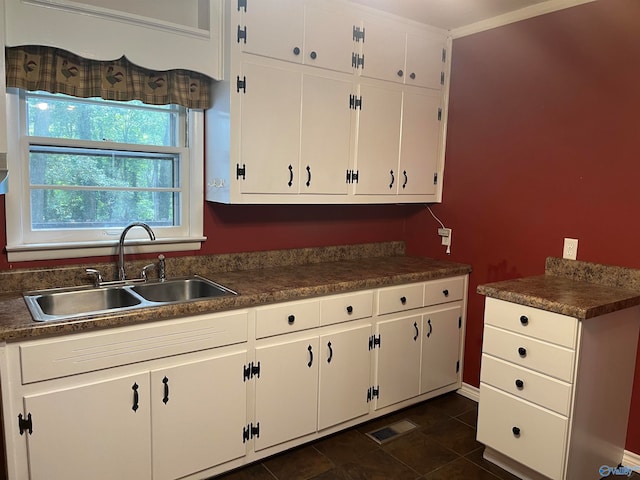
214,392,522,480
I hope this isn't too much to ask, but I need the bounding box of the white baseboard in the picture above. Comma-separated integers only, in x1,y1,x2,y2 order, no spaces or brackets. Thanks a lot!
457,382,479,402
624,449,640,469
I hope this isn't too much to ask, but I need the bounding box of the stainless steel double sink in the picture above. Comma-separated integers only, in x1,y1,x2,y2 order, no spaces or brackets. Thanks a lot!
24,276,237,322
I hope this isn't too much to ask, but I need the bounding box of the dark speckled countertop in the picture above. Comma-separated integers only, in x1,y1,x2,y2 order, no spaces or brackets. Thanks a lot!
477,257,640,319
0,242,471,341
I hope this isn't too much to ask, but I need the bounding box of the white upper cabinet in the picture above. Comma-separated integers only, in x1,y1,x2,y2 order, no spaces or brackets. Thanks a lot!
239,0,358,74
360,12,447,90
3,0,222,78
0,0,7,167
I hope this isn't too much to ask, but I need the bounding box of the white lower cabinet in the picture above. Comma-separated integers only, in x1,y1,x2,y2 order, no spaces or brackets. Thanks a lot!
23,373,152,480
151,351,248,480
477,297,640,480
2,275,469,479
254,334,320,451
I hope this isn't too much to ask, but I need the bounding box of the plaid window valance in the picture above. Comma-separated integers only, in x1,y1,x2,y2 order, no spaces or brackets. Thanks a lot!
5,45,212,109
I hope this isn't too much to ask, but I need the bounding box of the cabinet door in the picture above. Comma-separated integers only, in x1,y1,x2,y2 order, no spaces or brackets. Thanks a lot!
375,315,422,409
23,373,151,480
359,14,406,84
300,71,353,195
354,83,402,195
318,324,371,430
420,305,462,394
304,3,358,74
255,335,319,450
398,89,442,196
240,0,304,64
239,59,302,194
405,31,447,89
151,351,247,480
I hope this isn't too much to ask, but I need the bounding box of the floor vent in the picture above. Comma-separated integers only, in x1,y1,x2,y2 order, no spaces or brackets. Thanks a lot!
365,419,419,444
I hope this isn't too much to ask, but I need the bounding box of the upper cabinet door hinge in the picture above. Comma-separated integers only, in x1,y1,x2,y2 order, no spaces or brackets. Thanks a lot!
438,107,442,121
237,25,247,43
346,170,359,184
18,413,32,435
458,316,462,329
440,71,445,85
368,334,380,350
433,172,438,185
237,0,247,12
236,163,246,180
353,26,365,42
456,360,460,373
243,361,260,381
442,48,447,63
349,95,362,110
352,53,365,69
237,76,247,93
366,386,380,402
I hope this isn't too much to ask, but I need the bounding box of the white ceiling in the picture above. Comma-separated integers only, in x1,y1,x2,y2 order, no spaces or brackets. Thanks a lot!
348,0,555,30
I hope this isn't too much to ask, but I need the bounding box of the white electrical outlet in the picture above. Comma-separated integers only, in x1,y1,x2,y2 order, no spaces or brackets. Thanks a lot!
563,238,578,260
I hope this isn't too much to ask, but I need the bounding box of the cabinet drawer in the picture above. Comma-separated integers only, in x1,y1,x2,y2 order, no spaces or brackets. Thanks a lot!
477,383,567,480
320,291,373,326
377,283,424,315
20,310,249,384
255,299,320,339
484,298,578,348
424,277,464,306
480,354,572,416
482,325,575,382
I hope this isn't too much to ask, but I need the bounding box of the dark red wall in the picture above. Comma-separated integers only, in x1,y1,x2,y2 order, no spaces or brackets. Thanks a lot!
406,0,640,453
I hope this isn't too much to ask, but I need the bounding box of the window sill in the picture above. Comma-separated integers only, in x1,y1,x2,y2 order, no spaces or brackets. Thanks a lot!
6,237,206,262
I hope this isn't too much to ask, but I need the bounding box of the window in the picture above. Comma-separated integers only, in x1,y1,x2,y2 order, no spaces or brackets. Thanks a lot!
6,90,204,262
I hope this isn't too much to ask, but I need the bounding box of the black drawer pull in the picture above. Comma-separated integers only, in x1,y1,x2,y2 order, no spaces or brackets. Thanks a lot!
310,50,317,59
307,345,313,368
132,383,139,412
518,347,527,357
327,341,333,363
400,296,407,305
346,305,354,314
512,426,521,437
293,47,301,55
413,322,419,341
288,315,295,324
520,315,529,326
443,289,449,297
515,379,524,389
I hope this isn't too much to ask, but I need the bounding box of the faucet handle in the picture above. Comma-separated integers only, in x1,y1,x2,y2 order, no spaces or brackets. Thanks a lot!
86,268,103,287
158,254,166,281
141,264,156,282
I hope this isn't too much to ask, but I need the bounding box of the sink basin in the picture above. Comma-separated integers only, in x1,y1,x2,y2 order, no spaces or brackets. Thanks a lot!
24,276,237,322
25,286,142,321
131,277,236,303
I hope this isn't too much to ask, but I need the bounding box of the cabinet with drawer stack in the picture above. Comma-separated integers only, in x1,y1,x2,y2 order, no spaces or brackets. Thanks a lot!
477,297,640,480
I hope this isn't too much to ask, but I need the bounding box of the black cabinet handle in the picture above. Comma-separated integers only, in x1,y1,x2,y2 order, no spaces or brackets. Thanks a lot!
287,165,293,187
293,46,301,55
443,289,449,297
518,347,527,357
346,305,354,314
307,345,313,368
413,322,419,341
427,319,432,338
515,379,524,389
402,170,408,189
310,51,317,59
389,170,395,189
162,376,169,404
520,315,529,326
327,341,333,363
132,383,139,412
400,296,407,305
397,69,404,77
512,426,521,436
409,72,416,80
306,166,311,187
288,315,295,324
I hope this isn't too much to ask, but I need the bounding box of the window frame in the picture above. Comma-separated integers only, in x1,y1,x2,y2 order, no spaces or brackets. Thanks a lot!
5,89,205,262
